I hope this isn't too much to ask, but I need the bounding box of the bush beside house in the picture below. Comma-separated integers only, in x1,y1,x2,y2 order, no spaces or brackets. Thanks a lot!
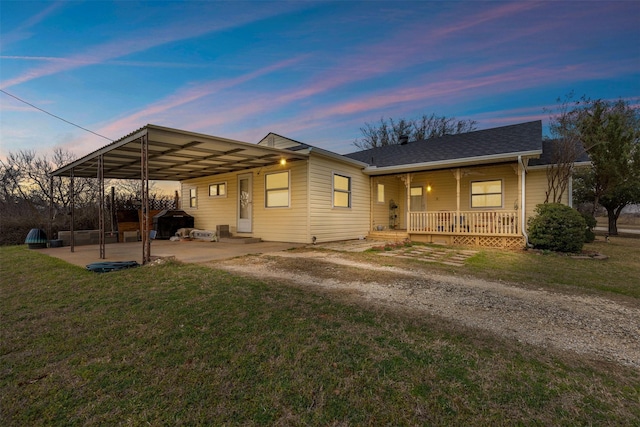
528,203,587,253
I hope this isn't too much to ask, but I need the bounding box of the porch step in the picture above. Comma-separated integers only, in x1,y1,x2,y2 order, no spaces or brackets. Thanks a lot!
219,236,262,244
367,230,410,241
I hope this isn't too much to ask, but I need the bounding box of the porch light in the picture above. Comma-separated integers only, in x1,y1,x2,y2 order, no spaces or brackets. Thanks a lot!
427,184,432,192
280,158,287,166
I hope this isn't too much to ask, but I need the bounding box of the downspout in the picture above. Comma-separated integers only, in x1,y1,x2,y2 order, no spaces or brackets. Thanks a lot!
568,174,573,208
518,155,530,246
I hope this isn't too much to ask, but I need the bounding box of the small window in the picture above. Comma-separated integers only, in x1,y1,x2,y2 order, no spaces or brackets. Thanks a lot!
377,183,385,203
209,182,226,197
265,171,289,207
471,180,502,208
333,173,351,208
189,188,197,208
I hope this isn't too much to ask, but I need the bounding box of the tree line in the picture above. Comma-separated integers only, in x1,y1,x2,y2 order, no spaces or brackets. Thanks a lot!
0,149,173,245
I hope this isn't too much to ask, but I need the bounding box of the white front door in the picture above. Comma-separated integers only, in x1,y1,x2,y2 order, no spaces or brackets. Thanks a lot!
237,174,252,233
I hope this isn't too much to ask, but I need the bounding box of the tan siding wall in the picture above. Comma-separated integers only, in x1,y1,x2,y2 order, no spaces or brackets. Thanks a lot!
403,165,519,212
181,174,239,232
180,159,310,243
308,154,370,242
524,169,558,225
257,134,303,150
252,160,309,243
371,176,403,230
459,164,519,211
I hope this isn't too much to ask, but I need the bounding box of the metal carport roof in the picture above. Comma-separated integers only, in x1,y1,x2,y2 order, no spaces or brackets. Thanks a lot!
51,124,309,180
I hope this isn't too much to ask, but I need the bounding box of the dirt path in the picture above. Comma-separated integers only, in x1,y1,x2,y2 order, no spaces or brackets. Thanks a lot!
214,249,640,369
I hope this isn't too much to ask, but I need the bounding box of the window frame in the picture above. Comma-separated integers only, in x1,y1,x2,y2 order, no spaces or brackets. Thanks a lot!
376,183,385,204
208,182,227,198
332,172,352,208
264,170,290,208
410,185,425,211
470,179,503,209
188,187,197,208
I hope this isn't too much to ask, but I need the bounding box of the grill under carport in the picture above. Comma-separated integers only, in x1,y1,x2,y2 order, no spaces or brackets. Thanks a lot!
152,210,194,239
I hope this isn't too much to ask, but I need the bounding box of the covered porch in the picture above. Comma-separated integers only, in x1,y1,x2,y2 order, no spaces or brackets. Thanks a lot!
368,163,527,249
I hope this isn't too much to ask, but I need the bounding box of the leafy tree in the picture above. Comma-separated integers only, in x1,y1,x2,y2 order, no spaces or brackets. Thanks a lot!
353,113,478,150
574,98,640,235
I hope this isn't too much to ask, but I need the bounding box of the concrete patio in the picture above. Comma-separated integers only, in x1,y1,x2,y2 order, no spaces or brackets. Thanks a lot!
35,239,304,268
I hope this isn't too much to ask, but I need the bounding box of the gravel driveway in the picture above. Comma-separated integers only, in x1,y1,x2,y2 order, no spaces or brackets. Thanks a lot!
215,248,640,369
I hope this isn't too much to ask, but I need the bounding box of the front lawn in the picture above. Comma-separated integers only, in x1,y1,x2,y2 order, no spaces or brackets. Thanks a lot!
1,246,639,425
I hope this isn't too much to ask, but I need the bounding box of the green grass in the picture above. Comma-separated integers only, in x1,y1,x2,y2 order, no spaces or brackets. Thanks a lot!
462,236,640,298
370,236,640,298
2,245,639,425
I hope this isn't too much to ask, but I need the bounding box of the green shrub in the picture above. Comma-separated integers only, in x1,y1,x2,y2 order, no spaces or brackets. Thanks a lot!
528,203,586,253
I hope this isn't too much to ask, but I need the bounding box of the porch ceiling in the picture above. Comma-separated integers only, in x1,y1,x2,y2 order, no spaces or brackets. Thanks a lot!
51,124,309,180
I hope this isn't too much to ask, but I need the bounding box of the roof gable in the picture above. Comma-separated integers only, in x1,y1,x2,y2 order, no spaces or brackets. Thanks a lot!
257,132,311,151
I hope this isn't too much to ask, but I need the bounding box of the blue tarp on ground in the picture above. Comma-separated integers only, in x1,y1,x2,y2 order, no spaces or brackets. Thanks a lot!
86,261,140,273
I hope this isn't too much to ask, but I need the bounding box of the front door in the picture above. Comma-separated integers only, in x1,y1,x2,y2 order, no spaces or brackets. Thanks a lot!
237,174,252,233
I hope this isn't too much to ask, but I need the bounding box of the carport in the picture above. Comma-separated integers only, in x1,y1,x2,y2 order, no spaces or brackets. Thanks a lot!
50,124,308,264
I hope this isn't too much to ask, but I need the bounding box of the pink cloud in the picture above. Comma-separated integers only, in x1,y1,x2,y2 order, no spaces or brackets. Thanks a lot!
95,56,304,137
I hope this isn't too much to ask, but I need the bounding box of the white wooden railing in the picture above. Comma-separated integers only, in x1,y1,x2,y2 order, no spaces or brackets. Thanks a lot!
409,210,519,235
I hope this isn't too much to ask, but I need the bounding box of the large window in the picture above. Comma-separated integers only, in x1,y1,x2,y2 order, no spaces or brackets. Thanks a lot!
410,186,424,211
333,173,351,208
189,188,197,208
471,180,502,208
265,171,289,207
209,182,226,197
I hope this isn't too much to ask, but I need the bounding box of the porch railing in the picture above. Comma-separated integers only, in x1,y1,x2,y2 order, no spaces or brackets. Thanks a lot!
409,210,519,235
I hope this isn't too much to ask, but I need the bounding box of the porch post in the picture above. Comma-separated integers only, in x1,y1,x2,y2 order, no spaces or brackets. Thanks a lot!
70,168,75,253
141,133,151,265
517,156,526,238
455,168,461,232
48,175,53,246
405,173,411,231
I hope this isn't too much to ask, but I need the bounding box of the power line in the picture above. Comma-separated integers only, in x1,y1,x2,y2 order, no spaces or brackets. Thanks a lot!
0,89,114,142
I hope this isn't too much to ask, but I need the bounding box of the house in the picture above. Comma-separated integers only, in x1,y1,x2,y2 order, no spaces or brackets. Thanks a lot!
51,120,581,260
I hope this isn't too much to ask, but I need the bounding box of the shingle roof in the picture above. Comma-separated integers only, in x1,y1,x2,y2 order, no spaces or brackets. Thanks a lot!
527,138,590,167
343,120,542,168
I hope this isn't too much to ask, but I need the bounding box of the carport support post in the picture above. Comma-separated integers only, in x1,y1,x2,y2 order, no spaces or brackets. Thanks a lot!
141,134,151,264
70,169,75,253
48,175,53,246
98,155,105,259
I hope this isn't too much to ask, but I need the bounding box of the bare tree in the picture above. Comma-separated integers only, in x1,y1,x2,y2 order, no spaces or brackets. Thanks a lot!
353,114,478,150
544,94,583,203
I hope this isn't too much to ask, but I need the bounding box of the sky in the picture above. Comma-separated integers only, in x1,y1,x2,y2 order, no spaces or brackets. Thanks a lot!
1,0,639,166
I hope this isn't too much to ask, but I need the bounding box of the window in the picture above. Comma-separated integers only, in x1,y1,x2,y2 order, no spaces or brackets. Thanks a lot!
333,173,351,208
265,171,289,207
209,182,226,197
410,186,424,211
471,180,502,208
189,188,197,208
377,183,385,203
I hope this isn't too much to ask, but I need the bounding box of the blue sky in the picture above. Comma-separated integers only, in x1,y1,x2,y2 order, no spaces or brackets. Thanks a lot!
1,0,639,163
